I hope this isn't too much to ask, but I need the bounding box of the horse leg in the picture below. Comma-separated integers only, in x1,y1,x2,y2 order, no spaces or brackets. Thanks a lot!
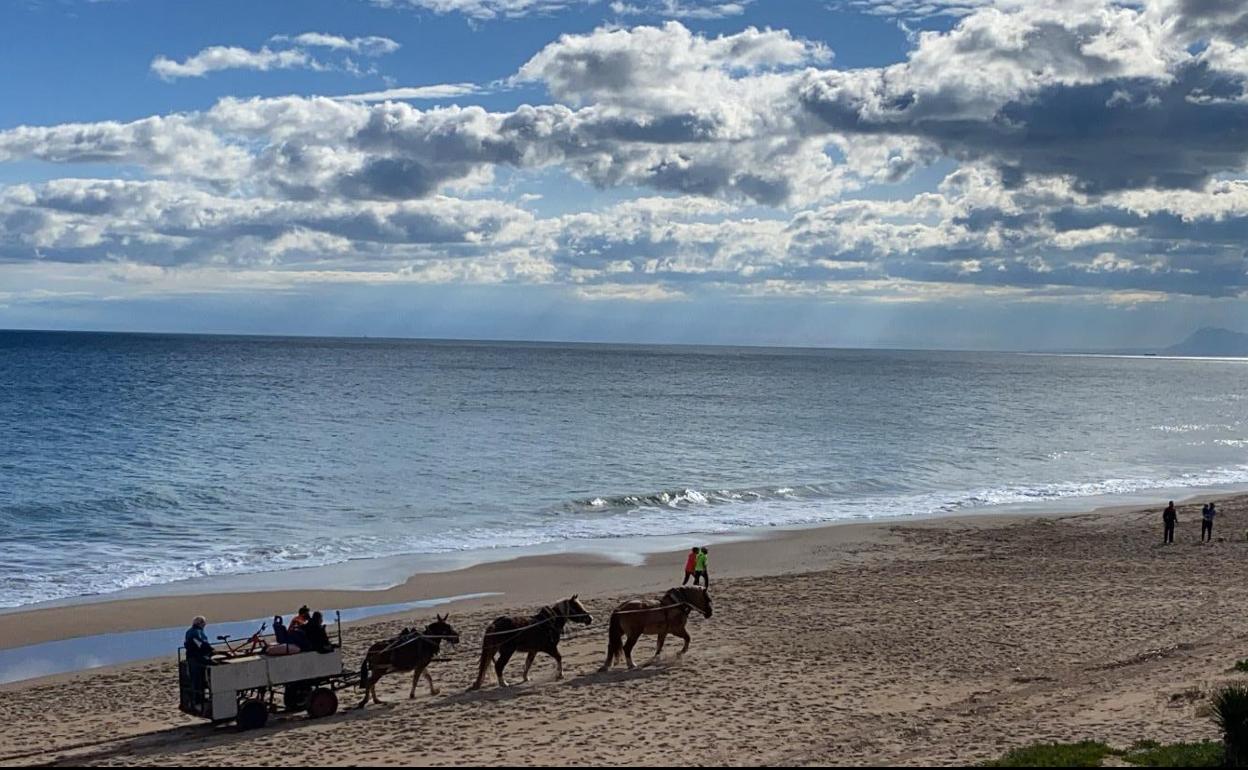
674,627,692,656
365,672,386,705
551,648,564,680
424,668,439,696
357,675,376,709
408,662,431,699
495,647,516,687
471,648,494,691
623,632,642,670
652,632,667,662
521,651,537,683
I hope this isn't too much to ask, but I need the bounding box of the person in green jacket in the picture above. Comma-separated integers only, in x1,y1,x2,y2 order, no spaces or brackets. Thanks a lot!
693,547,709,588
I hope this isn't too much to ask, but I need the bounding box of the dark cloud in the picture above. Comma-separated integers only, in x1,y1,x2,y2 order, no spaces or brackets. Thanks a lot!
801,61,1248,194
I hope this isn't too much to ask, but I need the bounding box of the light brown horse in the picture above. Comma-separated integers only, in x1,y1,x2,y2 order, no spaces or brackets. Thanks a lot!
470,595,592,690
357,614,459,708
599,586,712,671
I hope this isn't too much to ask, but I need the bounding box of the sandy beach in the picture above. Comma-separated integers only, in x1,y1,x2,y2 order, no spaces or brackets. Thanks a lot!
2,495,1247,766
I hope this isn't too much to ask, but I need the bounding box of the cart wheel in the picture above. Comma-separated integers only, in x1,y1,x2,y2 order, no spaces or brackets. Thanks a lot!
237,698,269,730
307,688,339,719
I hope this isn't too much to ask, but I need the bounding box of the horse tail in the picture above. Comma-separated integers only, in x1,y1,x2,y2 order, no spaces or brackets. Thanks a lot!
358,655,370,690
606,611,624,665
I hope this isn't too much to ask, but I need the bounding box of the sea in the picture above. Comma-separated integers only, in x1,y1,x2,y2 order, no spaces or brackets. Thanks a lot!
2,330,1246,610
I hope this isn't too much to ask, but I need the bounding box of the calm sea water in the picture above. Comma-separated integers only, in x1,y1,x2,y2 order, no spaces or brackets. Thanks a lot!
2,331,1246,609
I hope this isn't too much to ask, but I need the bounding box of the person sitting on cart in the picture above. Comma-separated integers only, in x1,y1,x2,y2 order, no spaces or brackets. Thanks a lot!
289,605,312,631
303,611,336,653
184,616,214,701
286,605,312,648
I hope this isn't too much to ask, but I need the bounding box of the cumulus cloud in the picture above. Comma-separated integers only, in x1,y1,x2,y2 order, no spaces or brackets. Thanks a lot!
5,4,1248,304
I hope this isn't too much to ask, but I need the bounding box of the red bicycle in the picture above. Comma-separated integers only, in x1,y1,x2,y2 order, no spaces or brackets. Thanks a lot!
212,622,269,660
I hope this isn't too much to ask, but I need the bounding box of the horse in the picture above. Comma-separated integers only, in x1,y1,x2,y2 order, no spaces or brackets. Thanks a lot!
470,595,593,690
599,586,712,672
357,614,460,708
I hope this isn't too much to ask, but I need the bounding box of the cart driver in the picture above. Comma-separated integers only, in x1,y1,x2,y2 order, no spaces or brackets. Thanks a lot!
185,615,214,700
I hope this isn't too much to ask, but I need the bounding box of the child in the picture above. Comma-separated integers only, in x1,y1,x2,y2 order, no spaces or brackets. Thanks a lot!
682,547,699,585
694,547,709,588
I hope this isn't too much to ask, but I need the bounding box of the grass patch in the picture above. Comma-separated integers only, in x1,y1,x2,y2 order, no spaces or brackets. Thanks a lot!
983,740,1222,767
1233,659,1248,672
1120,739,1222,767
982,741,1114,767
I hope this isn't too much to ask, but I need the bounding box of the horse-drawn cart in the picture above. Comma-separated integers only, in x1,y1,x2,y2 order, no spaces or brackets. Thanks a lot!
177,616,358,730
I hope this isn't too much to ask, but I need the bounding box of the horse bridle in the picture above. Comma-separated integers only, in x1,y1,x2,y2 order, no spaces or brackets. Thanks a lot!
555,599,592,624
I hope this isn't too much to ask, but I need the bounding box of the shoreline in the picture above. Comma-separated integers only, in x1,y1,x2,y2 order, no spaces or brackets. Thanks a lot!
3,492,1247,765
2,487,1231,668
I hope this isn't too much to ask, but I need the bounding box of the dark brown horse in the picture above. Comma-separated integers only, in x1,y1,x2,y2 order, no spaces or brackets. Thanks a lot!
471,595,592,689
357,614,460,708
600,586,712,671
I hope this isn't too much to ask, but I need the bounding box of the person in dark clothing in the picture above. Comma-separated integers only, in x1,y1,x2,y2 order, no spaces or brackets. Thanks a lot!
1202,502,1217,543
303,611,335,653
693,547,709,587
184,615,214,702
1163,501,1177,544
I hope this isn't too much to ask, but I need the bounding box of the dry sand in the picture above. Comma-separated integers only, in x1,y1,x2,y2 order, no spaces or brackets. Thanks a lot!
2,496,1247,766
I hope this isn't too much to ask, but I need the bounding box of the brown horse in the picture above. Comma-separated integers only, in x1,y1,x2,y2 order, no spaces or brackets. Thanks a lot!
600,586,712,671
357,614,460,708
471,595,593,690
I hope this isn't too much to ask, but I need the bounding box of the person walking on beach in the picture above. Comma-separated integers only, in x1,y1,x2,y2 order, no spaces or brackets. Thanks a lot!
682,547,699,585
694,546,709,587
1202,502,1217,543
1163,501,1177,544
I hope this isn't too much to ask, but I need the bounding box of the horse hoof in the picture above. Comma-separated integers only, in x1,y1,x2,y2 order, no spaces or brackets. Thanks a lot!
431,689,440,696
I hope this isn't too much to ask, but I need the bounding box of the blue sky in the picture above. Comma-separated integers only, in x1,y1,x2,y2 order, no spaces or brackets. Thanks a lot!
1,0,1247,349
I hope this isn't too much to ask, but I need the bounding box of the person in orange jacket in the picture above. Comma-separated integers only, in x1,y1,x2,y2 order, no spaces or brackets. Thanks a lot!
682,547,699,585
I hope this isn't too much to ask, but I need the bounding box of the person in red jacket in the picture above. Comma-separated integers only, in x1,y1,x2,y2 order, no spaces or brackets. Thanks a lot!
682,547,699,585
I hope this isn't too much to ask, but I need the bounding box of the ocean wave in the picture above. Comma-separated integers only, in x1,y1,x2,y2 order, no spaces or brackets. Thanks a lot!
6,464,1248,609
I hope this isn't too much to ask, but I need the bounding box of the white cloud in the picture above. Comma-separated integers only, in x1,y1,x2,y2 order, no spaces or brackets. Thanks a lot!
332,83,483,101
152,32,401,81
370,0,588,20
274,32,401,56
5,7,1248,304
151,46,316,81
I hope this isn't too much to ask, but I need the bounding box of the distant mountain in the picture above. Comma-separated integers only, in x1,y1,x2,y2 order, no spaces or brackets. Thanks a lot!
1164,327,1248,357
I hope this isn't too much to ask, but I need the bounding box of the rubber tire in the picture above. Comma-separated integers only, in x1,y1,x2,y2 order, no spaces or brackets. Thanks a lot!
307,687,339,719
237,698,269,730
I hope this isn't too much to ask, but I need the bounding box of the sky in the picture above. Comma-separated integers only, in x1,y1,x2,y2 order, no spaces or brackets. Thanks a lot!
1,0,1247,350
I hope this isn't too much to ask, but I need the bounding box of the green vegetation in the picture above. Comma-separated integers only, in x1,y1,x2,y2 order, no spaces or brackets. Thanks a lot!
1233,659,1248,673
982,680,1248,767
1120,740,1223,767
1213,684,1248,767
982,741,1114,767
982,740,1221,767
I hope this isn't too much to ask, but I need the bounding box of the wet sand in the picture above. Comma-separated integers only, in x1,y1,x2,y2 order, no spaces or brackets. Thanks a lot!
2,496,1245,766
